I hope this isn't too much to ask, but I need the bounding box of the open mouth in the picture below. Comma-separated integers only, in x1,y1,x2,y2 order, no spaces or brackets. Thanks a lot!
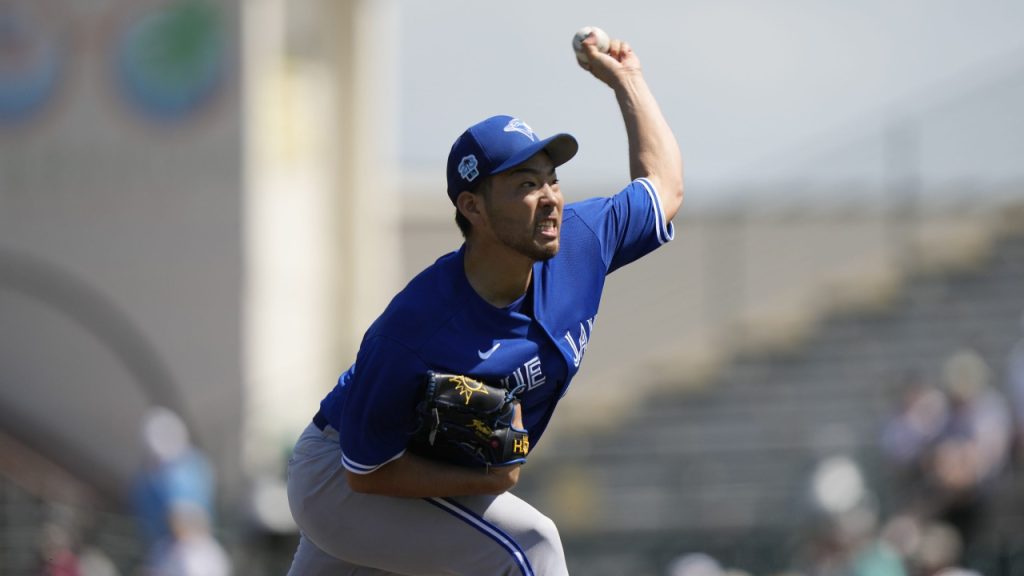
536,219,558,239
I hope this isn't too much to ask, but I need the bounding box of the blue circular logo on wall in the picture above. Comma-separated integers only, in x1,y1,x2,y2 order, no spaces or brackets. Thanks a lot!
0,1,66,125
114,0,227,123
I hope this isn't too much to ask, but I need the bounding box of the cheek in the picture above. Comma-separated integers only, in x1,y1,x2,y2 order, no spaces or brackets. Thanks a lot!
484,201,523,231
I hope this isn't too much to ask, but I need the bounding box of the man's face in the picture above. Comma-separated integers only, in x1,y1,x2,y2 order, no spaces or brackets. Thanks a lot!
481,152,563,261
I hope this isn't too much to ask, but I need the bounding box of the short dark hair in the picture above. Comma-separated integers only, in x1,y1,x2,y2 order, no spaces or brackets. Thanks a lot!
453,177,491,238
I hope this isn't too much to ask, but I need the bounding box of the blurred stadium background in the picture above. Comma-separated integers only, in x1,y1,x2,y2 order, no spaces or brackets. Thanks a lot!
1,0,1023,574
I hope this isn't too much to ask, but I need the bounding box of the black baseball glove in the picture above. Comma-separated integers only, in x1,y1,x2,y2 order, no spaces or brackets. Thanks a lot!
408,371,529,468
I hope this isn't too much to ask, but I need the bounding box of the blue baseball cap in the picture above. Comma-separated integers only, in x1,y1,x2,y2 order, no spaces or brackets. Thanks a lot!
446,115,578,204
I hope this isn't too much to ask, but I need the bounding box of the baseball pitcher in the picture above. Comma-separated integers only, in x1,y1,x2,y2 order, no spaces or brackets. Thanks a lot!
286,29,683,575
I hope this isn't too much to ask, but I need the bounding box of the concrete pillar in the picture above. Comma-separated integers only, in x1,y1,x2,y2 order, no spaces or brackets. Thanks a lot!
241,0,398,492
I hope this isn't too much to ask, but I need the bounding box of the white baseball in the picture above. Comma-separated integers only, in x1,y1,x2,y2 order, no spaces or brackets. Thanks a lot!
572,26,610,66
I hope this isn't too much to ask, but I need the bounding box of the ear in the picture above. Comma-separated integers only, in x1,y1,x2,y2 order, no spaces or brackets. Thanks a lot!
456,190,486,227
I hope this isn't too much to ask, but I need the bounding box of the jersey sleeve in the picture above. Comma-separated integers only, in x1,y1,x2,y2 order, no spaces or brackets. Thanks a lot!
337,335,428,474
570,177,675,274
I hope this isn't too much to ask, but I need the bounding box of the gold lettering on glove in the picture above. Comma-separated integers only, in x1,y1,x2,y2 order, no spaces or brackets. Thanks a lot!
453,375,488,405
469,419,493,439
513,436,530,456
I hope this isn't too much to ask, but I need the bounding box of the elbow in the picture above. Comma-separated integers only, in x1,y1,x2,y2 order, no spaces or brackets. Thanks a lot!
499,472,520,492
662,174,684,222
672,163,684,203
671,178,684,209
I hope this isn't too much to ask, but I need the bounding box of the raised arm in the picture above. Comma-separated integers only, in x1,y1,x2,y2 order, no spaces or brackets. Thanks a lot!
580,33,684,222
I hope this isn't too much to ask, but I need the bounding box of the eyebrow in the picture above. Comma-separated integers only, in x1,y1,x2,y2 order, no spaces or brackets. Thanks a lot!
508,166,557,177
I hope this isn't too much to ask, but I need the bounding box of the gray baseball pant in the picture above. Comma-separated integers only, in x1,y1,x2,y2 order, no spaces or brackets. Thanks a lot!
285,422,569,575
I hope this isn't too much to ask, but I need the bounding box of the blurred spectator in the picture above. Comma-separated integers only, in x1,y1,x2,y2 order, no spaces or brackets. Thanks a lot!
133,407,214,546
881,373,950,505
132,407,227,575
77,546,120,576
881,373,949,470
1006,312,1024,460
941,348,1012,480
666,552,724,576
794,455,908,576
37,521,81,576
879,514,923,567
922,348,1012,549
805,505,906,576
148,502,232,576
909,521,963,576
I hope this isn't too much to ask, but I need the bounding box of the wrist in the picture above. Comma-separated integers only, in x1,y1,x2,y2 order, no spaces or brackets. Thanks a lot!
612,72,647,108
486,463,521,493
610,68,644,91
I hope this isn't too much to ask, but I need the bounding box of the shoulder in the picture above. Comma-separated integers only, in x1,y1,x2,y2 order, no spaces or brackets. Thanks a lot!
560,179,651,239
568,178,673,242
565,178,660,219
366,250,465,350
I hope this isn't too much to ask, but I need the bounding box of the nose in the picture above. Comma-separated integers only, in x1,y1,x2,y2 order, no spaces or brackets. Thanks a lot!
538,183,559,205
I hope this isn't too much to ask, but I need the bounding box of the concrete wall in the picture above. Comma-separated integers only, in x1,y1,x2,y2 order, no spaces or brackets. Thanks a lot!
0,1,243,499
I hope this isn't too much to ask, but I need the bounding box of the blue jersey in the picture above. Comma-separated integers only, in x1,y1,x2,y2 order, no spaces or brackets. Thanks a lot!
317,178,675,474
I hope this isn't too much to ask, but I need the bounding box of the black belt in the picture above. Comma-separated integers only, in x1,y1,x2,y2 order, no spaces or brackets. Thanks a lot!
313,410,329,431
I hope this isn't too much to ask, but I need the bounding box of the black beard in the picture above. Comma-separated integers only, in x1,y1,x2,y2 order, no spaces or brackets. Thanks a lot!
498,230,559,262
485,203,559,262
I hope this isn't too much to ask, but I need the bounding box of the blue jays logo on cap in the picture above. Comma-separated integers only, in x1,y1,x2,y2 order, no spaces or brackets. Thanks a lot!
504,118,538,141
446,114,579,204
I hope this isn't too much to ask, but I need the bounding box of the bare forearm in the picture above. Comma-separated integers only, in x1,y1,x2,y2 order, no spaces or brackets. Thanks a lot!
614,73,684,220
347,452,519,498
579,32,684,221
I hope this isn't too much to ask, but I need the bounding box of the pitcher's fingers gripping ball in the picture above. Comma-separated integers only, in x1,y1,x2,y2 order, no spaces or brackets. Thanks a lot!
572,27,641,90
572,26,609,68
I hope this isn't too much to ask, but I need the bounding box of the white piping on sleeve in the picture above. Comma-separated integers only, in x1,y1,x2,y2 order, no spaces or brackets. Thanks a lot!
635,177,675,245
342,449,406,475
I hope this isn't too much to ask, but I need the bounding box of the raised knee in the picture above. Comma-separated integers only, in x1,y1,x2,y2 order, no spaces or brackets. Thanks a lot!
532,514,561,549
521,513,566,574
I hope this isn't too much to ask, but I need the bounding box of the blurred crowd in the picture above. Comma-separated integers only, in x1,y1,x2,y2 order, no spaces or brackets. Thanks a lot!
31,408,230,576
880,347,1013,552
663,312,1024,576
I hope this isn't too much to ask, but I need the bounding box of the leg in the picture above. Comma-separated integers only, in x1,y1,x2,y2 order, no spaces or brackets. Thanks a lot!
286,423,568,575
428,494,568,576
287,531,399,576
